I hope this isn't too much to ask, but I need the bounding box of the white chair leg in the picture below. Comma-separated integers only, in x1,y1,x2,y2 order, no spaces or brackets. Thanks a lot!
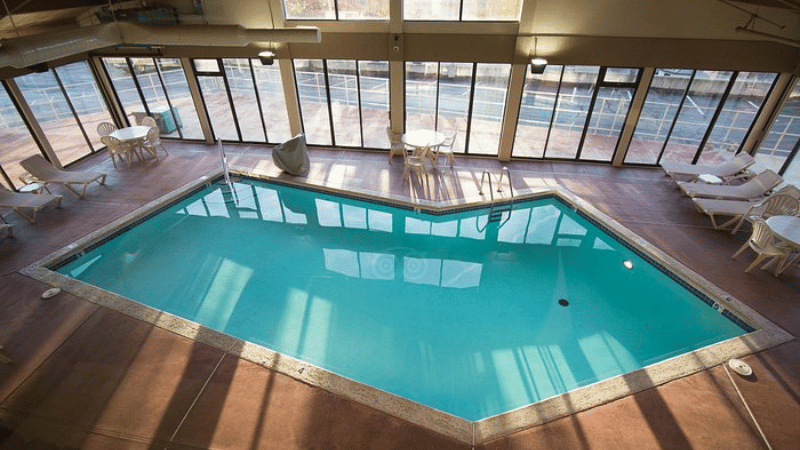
731,241,750,259
745,254,771,273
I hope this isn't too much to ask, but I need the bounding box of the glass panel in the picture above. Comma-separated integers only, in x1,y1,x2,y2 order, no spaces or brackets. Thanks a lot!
756,78,800,174
405,62,439,131
338,0,389,19
513,65,561,158
194,59,221,73
697,72,777,165
327,60,361,147
155,58,204,139
359,61,390,149
661,70,733,164
253,60,292,143
131,57,171,129
782,152,800,186
604,68,639,84
581,86,634,161
624,68,693,164
102,57,146,126
545,66,599,159
197,76,238,141
468,64,510,156
223,59,266,142
284,0,336,19
437,63,472,153
0,85,41,190
404,0,459,20
295,59,332,146
462,0,522,21
55,61,113,152
16,70,90,165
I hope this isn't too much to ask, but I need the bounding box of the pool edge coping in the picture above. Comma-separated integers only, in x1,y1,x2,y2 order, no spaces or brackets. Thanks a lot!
20,166,795,446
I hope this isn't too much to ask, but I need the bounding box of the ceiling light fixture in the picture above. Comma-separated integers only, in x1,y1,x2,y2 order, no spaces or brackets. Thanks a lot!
258,50,275,65
530,36,547,74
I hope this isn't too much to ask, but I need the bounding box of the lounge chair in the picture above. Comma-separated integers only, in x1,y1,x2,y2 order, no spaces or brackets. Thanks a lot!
661,152,755,181
692,185,800,232
0,223,11,238
677,169,782,200
0,186,62,223
20,155,107,199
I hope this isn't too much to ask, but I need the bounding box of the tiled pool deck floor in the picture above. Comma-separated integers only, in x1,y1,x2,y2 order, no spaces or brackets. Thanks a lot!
0,142,798,449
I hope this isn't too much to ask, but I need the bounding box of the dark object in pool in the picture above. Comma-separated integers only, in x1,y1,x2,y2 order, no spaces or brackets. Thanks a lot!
558,299,569,307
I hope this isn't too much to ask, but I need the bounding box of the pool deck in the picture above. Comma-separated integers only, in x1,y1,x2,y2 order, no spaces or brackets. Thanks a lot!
0,142,798,449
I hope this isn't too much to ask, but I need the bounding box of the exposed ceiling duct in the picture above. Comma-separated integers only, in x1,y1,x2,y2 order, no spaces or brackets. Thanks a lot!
0,22,321,69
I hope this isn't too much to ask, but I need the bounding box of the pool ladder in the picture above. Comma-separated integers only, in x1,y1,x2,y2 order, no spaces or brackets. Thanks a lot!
479,167,514,224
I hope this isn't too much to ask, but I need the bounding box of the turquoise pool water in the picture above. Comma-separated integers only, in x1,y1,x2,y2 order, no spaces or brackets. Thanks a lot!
55,179,748,421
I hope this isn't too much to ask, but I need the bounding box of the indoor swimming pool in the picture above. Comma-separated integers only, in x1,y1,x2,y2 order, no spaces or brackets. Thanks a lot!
51,177,752,423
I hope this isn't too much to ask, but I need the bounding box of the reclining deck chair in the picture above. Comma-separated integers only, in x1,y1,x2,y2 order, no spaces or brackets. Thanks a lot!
677,169,782,200
0,186,62,223
661,152,755,181
20,155,107,199
692,185,800,232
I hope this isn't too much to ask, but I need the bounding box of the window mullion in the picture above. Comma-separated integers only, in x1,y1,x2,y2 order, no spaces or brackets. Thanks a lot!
542,66,565,158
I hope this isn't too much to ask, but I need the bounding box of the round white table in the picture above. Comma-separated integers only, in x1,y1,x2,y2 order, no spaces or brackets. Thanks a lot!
110,125,153,162
402,130,447,167
766,215,800,275
401,130,447,150
110,125,151,144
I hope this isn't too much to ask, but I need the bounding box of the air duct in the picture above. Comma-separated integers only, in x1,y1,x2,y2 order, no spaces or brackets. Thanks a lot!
0,22,321,69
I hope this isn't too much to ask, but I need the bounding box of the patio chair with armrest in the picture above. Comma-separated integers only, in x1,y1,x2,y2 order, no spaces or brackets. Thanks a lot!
403,144,428,182
96,122,116,136
661,152,755,182
677,169,782,200
0,185,62,224
731,219,792,276
101,135,134,168
432,126,458,168
387,127,408,162
20,155,107,199
142,126,167,158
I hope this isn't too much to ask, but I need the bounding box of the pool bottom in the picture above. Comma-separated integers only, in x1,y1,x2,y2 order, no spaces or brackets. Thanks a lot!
22,168,794,446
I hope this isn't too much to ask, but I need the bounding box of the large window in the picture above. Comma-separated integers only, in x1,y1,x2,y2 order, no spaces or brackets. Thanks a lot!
404,0,521,21
102,57,203,139
756,78,800,183
16,62,112,166
284,0,389,20
0,83,42,190
625,69,776,166
468,64,511,156
294,59,390,149
193,58,291,144
406,62,510,156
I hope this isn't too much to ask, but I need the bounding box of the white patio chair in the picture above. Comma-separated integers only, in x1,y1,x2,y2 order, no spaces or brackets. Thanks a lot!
96,122,117,137
731,219,791,276
387,127,408,162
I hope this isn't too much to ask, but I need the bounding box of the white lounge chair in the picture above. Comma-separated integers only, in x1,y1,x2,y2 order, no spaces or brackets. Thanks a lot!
20,155,107,199
692,185,800,232
677,169,782,200
661,152,755,181
0,186,62,223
